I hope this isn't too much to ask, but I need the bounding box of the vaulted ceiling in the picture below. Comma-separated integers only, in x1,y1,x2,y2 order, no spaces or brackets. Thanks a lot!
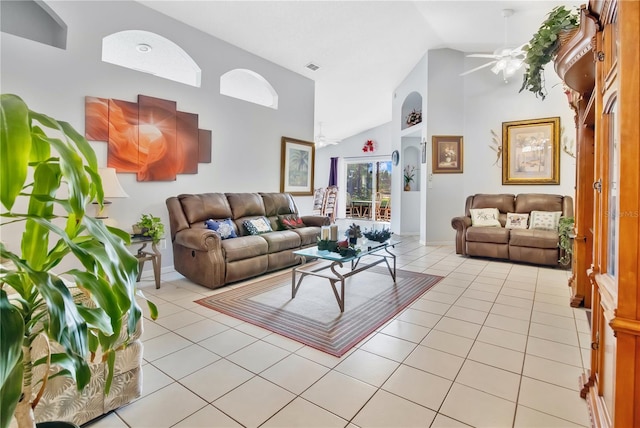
138,1,583,142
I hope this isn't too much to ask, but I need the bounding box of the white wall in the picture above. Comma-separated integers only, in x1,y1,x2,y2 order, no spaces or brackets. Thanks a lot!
0,1,315,270
425,49,466,244
392,54,429,236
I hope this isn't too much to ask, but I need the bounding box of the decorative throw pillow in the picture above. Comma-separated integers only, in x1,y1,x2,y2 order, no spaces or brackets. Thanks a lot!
470,208,501,227
278,214,306,230
243,217,273,235
505,213,529,229
205,218,237,239
529,211,563,231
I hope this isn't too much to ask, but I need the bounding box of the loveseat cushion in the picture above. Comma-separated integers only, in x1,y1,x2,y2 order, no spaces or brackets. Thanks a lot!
509,229,558,249
515,193,563,213
222,235,268,262
261,230,302,253
466,226,510,244
467,194,515,215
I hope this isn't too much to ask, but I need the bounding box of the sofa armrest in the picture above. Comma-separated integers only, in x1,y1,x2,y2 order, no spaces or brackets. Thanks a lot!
301,215,331,227
451,216,472,255
174,228,222,252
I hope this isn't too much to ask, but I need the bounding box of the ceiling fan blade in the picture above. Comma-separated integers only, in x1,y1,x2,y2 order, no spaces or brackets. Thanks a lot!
460,61,497,76
467,53,500,59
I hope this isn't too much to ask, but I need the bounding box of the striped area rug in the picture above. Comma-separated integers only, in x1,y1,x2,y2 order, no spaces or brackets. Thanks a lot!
195,264,443,356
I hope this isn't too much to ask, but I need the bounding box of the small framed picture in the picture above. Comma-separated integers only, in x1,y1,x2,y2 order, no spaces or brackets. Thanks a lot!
280,137,315,196
432,136,463,173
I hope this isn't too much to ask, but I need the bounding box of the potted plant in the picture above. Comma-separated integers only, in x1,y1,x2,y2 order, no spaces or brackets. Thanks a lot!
519,5,579,99
134,213,165,244
558,216,575,266
345,223,362,245
404,165,416,191
0,94,158,428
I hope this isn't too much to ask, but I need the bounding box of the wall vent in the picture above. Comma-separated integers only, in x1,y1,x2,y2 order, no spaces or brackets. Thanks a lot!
305,62,320,71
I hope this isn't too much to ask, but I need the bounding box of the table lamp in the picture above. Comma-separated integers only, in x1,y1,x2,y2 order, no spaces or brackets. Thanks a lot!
92,167,129,222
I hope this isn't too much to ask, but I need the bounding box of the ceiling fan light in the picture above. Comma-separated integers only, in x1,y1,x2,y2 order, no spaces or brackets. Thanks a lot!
491,59,507,74
505,59,524,76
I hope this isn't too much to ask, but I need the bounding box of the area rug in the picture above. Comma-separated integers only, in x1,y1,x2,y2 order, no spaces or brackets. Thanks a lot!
195,265,443,356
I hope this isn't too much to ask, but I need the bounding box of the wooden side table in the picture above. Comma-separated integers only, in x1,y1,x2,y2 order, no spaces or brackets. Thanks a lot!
131,236,161,289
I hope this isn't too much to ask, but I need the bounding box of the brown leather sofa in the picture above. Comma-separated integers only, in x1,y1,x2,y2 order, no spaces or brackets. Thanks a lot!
166,192,330,288
451,193,574,266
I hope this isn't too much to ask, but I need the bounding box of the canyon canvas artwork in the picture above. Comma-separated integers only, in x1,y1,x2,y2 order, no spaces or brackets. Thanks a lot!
85,95,212,181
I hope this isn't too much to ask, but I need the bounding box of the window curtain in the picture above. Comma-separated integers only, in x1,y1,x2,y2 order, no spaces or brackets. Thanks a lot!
329,157,338,187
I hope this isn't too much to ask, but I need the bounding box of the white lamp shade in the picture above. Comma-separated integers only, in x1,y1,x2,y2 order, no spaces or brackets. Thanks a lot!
99,167,129,198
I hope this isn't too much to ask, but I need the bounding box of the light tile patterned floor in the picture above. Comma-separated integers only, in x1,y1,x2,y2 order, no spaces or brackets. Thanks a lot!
86,236,591,428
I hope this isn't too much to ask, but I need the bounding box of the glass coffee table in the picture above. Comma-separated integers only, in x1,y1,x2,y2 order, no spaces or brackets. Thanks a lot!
291,239,399,312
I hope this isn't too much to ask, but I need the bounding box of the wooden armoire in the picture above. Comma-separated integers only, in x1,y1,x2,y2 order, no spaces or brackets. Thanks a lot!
555,1,639,427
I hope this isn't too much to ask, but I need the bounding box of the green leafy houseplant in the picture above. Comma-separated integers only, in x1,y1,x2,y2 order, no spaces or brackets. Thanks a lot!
135,213,165,244
0,94,158,428
558,216,575,266
520,5,579,99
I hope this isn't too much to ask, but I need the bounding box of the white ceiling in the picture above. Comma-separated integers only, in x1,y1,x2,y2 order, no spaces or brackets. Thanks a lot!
138,0,582,142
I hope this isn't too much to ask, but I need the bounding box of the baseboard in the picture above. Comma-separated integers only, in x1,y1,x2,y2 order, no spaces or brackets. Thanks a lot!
138,265,175,279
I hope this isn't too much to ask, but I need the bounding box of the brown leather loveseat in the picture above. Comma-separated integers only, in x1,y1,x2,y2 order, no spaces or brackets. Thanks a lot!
166,192,330,289
451,193,573,266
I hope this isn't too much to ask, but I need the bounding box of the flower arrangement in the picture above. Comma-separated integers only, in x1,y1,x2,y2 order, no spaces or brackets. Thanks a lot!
134,213,165,244
363,227,392,243
336,240,360,258
404,165,416,185
345,223,362,240
362,139,375,153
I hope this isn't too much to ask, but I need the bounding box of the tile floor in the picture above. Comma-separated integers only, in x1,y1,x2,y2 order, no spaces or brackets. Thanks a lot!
86,236,592,428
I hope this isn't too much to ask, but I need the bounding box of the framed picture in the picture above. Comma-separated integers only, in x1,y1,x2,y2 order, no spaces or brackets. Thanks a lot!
502,117,560,185
280,137,315,196
432,136,463,173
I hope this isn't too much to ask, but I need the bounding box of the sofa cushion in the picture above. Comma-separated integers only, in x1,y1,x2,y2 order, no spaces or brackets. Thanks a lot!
470,208,501,227
243,217,273,235
292,226,322,246
179,193,232,225
260,230,301,253
260,192,297,216
278,214,306,229
509,229,558,249
226,193,266,218
205,218,237,239
466,226,510,244
222,236,268,262
529,211,562,231
505,213,529,229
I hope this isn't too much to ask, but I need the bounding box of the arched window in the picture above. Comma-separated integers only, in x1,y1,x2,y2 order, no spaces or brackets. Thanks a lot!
220,69,278,109
0,0,67,49
102,30,201,87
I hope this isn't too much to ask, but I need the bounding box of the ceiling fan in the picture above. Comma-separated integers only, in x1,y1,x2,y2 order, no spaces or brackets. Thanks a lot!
314,122,340,148
460,9,527,82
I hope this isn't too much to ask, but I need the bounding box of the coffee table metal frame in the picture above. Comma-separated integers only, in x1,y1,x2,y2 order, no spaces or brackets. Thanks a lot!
291,240,398,312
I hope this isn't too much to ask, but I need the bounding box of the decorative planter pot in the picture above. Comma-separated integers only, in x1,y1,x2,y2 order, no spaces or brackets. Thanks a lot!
404,183,411,191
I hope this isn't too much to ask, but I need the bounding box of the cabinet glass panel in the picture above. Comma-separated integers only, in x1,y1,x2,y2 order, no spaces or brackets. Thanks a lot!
606,101,619,279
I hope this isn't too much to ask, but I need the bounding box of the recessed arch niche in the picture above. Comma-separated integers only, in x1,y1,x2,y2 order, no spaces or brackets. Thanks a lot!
102,30,201,87
220,69,279,109
401,91,423,130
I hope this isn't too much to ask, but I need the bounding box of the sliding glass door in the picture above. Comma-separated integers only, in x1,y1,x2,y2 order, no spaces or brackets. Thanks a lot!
345,159,391,221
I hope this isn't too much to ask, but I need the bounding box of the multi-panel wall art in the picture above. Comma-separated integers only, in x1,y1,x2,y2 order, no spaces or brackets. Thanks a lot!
85,95,212,181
